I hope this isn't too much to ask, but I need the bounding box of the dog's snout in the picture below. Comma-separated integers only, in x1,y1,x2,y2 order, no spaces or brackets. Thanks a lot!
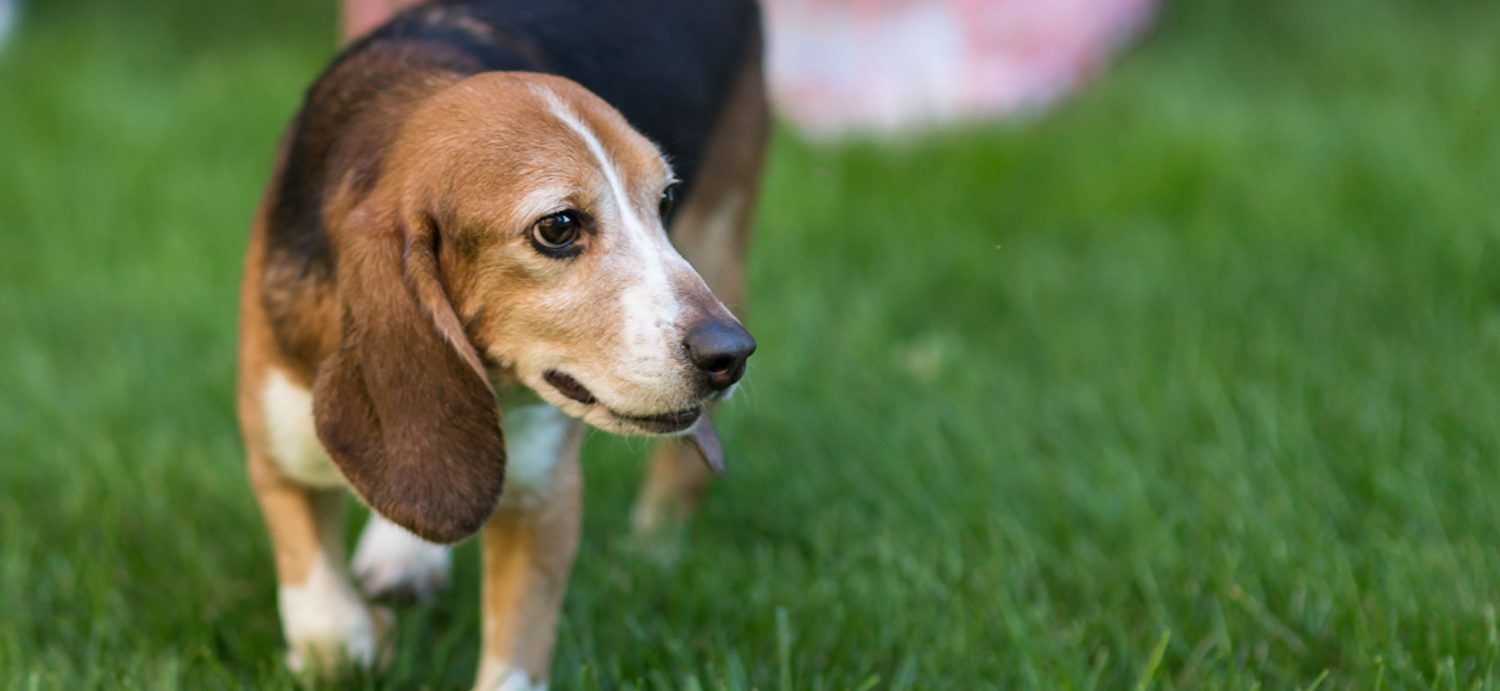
683,318,755,390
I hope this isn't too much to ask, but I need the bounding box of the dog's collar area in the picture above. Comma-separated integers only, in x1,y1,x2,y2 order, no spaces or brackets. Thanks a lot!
542,369,702,434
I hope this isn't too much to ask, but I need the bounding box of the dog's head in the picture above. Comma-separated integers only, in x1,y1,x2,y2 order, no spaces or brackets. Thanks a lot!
312,73,753,542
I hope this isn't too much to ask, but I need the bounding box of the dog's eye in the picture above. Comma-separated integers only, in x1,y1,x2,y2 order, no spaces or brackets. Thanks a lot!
531,211,581,253
659,184,678,219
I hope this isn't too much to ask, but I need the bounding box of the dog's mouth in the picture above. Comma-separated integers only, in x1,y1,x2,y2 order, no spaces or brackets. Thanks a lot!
544,369,597,405
613,407,703,434
543,370,701,434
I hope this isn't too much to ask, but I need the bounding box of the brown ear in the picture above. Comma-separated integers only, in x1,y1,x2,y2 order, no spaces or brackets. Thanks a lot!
313,203,505,544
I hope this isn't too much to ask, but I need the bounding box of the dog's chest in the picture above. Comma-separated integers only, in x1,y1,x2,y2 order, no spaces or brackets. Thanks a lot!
260,369,343,488
259,369,570,494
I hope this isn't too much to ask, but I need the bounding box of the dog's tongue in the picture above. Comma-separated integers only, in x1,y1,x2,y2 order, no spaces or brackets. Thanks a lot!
688,415,725,476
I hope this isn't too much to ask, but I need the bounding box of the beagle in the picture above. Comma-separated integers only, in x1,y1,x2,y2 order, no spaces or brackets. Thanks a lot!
234,1,767,686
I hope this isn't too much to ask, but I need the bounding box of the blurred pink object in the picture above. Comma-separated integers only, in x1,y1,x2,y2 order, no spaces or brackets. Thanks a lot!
763,0,1156,136
342,0,421,43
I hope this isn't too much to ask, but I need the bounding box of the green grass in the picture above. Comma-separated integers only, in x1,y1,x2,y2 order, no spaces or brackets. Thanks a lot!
3,0,1499,688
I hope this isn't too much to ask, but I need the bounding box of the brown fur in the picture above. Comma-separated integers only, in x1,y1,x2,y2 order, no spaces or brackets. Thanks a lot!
478,425,584,684
312,199,505,544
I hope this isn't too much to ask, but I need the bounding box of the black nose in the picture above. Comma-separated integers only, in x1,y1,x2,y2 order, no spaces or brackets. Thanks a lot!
683,318,756,390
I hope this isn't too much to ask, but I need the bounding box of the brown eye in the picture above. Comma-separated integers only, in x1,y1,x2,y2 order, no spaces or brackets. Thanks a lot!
659,184,678,219
531,211,581,254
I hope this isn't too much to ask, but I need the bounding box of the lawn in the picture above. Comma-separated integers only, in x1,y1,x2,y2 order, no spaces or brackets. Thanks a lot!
3,0,1499,688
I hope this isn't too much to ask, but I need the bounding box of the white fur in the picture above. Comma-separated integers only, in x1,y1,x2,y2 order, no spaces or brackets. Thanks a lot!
261,368,343,488
498,403,572,505
476,657,548,691
280,554,385,672
352,514,452,599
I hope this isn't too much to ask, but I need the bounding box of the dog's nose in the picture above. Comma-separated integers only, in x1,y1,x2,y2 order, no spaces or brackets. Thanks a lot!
684,318,756,390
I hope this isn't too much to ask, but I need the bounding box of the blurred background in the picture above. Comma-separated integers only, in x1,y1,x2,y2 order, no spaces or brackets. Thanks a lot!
2,0,1498,688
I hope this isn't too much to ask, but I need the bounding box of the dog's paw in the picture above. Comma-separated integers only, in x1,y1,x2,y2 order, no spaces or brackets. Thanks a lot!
352,514,453,600
281,570,394,678
475,659,548,691
284,605,393,678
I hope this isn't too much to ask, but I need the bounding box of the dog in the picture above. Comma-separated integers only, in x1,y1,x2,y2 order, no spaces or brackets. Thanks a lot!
234,1,766,686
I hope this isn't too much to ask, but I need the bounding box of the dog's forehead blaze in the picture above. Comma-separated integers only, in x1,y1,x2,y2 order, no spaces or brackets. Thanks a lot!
534,78,671,185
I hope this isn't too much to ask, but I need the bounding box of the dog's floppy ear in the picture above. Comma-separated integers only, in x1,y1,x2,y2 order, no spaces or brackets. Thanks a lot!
313,200,505,545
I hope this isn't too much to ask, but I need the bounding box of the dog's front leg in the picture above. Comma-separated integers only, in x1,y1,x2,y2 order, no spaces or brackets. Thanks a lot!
474,407,583,691
248,452,392,676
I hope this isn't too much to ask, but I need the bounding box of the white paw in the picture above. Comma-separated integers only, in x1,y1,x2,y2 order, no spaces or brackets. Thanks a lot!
475,658,548,691
280,559,393,676
352,514,452,600
284,605,392,676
